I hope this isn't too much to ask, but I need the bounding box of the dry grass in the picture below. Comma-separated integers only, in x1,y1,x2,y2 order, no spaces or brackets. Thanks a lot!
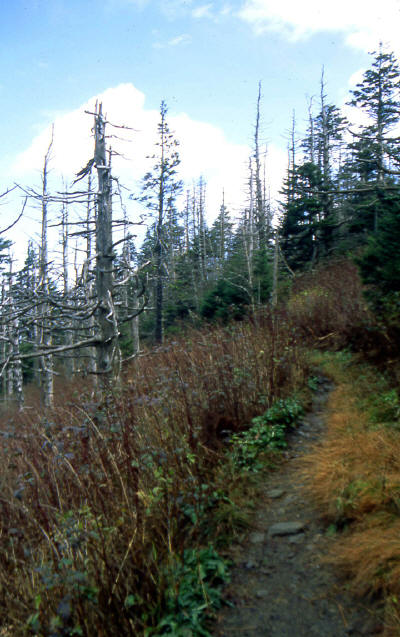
301,357,400,635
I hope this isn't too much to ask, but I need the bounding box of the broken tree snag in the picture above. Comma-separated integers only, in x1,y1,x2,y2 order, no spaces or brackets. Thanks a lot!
94,103,118,378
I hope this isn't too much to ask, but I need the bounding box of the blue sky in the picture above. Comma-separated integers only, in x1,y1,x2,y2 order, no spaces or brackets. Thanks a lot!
1,0,400,251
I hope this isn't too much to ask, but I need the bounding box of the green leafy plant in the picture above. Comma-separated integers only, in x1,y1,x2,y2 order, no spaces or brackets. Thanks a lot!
307,375,320,391
368,388,400,425
230,397,303,471
148,546,230,636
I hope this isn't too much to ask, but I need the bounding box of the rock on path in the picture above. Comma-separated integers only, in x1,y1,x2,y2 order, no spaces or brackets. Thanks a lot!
213,376,381,637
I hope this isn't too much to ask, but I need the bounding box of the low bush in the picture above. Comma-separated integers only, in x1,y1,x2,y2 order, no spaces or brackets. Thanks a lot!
230,396,303,472
288,259,369,348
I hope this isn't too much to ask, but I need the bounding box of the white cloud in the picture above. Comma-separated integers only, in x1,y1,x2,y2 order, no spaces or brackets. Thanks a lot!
347,68,366,89
153,33,192,48
191,2,234,23
192,3,213,19
238,0,400,54
169,33,192,45
9,85,241,227
220,4,232,16
10,83,287,246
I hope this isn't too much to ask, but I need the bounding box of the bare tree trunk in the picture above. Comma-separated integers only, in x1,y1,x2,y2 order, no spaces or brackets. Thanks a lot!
242,158,255,311
83,173,98,381
184,190,190,253
271,231,279,308
198,177,207,283
39,130,54,409
288,111,297,206
307,97,315,164
0,281,8,402
131,287,140,356
320,69,333,223
122,214,140,357
7,256,24,408
10,313,24,409
61,197,74,379
254,81,266,246
94,104,118,376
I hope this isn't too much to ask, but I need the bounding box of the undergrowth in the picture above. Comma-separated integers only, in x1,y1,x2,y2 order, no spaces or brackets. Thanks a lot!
230,397,303,472
301,350,400,636
0,307,308,636
0,259,370,636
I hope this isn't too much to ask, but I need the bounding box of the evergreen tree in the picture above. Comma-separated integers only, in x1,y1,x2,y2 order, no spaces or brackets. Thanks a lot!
357,185,400,315
280,78,347,269
208,192,234,275
346,46,400,234
138,101,183,343
280,162,324,268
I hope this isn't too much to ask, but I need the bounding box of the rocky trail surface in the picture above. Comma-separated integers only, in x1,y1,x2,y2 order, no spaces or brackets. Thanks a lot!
213,376,382,637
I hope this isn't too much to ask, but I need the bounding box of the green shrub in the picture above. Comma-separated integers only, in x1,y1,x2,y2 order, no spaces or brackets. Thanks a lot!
231,396,303,471
149,546,230,636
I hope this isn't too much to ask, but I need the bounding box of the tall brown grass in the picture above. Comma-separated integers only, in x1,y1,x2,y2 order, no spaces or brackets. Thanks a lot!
301,356,400,635
0,307,308,636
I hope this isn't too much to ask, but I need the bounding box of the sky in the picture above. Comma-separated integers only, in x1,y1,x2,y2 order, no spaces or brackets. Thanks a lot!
1,0,400,257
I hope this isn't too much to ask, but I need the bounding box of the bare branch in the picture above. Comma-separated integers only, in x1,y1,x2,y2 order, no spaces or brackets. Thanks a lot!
0,197,27,235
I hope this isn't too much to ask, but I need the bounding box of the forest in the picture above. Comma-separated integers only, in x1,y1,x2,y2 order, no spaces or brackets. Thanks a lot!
0,46,399,635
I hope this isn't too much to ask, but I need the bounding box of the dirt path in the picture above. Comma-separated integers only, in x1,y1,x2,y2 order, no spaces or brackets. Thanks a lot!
213,376,382,637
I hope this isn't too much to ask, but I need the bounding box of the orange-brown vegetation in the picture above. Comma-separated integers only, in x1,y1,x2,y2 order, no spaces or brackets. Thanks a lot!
301,355,400,635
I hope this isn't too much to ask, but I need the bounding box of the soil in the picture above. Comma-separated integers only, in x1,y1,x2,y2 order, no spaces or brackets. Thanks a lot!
213,376,383,637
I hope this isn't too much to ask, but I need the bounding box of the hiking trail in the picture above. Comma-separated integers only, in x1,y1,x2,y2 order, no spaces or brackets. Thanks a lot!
213,375,382,637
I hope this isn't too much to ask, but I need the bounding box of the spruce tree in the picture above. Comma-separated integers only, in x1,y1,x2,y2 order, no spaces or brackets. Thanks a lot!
138,101,182,343
346,46,400,234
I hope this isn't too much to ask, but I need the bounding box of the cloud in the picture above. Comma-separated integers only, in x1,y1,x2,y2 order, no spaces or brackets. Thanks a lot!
169,33,192,45
10,85,243,226
153,33,192,48
10,83,287,246
190,3,233,21
237,0,400,54
347,68,366,89
220,4,232,16
192,3,213,18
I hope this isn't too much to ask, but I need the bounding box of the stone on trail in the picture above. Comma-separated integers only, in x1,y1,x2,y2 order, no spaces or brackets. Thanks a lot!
266,488,286,499
249,531,265,544
268,521,305,536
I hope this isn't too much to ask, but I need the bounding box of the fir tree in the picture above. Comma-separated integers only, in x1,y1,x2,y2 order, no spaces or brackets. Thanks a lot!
137,101,183,343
